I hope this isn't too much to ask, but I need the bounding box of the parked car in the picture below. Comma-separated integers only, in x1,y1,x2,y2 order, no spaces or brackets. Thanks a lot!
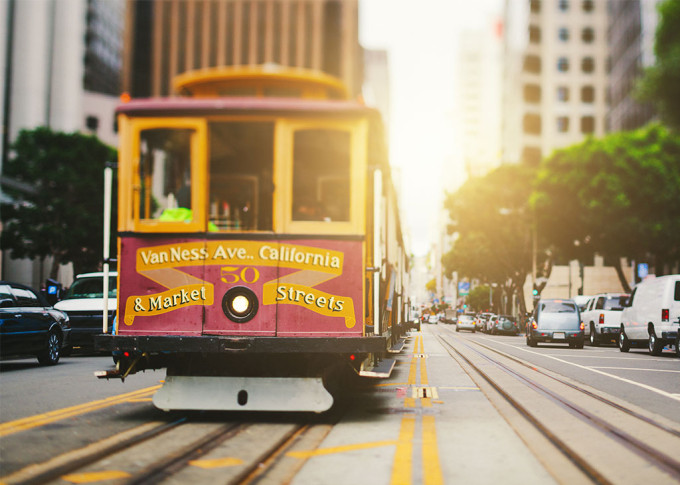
581,293,628,346
619,275,680,355
54,272,116,352
477,312,494,332
456,313,477,333
526,299,584,348
483,314,498,333
490,315,520,335
0,281,71,365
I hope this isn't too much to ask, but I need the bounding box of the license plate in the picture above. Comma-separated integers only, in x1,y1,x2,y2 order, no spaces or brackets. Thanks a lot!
553,332,565,340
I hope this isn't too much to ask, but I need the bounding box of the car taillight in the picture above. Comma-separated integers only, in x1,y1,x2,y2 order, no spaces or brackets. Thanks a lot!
599,313,604,324
580,322,585,331
532,321,537,329
662,309,669,322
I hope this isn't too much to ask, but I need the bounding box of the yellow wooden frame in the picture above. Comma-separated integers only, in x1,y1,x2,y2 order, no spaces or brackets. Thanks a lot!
119,116,208,233
275,118,368,235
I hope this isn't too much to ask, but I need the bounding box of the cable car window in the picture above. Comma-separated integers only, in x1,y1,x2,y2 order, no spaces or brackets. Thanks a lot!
292,129,350,222
209,122,274,231
138,128,193,221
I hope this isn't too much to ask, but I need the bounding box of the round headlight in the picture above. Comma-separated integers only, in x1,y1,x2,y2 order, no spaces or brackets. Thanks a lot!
222,287,258,323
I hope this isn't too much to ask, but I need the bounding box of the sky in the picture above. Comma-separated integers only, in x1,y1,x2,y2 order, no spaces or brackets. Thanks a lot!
359,0,503,256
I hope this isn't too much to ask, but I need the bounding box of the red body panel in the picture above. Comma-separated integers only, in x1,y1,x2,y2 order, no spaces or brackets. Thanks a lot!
117,237,364,338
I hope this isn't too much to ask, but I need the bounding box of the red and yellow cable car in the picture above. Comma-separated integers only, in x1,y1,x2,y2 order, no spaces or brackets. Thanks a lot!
97,65,410,412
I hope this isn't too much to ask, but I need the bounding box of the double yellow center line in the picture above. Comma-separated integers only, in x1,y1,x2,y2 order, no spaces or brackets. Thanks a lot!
0,385,160,438
390,333,443,485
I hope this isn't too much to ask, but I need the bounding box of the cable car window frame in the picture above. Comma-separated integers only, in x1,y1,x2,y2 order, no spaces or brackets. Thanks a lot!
275,118,368,235
123,117,208,233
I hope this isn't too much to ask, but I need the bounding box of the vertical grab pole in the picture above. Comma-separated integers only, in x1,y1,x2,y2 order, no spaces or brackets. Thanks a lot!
373,169,382,335
102,165,112,334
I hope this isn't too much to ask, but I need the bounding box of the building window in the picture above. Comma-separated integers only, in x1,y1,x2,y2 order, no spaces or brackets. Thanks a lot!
530,0,540,13
557,86,570,102
582,57,594,73
581,86,594,103
529,25,541,43
524,55,541,74
559,0,569,11
582,27,594,43
558,28,569,41
524,84,541,103
557,57,570,72
581,116,595,133
582,0,594,12
557,116,570,133
523,114,542,135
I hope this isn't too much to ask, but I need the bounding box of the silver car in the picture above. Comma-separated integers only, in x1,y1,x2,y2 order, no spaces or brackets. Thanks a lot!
456,313,477,333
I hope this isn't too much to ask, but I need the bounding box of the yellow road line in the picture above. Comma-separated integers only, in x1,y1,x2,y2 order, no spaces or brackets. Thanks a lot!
61,470,131,484
287,440,398,459
422,416,443,485
390,416,415,485
0,385,161,438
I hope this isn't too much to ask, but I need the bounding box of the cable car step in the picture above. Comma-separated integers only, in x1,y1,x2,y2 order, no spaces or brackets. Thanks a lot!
152,376,334,413
388,339,405,353
359,358,396,378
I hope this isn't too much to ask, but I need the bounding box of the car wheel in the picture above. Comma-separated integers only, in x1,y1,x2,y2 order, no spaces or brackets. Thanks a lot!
527,336,537,347
589,325,599,346
456,326,460,332
648,328,663,356
575,339,584,349
675,334,679,358
37,329,61,365
618,328,630,352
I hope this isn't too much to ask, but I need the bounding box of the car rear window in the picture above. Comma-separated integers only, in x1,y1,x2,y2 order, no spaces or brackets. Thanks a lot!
602,295,628,311
459,315,474,322
675,281,680,301
63,276,117,299
541,301,576,313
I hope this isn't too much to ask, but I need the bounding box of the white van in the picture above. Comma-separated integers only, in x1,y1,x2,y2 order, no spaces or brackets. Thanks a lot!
619,275,680,356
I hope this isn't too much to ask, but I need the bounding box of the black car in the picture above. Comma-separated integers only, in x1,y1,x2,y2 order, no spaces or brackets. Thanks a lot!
526,299,584,348
0,281,71,365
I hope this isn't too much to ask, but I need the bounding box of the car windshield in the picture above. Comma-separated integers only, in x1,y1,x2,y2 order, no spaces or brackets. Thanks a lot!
541,301,576,313
63,276,117,299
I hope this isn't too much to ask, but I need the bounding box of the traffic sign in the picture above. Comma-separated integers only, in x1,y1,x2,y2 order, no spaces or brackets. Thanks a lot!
458,281,470,296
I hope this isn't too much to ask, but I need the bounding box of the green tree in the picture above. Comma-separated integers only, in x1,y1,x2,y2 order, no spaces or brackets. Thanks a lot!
637,0,680,130
532,123,680,291
468,285,491,312
443,164,540,316
1,127,117,278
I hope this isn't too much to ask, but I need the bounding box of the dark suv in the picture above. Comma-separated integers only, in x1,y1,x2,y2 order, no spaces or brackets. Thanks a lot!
526,299,584,348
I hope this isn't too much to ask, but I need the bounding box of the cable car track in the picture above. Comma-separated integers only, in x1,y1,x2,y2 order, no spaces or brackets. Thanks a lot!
436,328,680,484
1,415,332,485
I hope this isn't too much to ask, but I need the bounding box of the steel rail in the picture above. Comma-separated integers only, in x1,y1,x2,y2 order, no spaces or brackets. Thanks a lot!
4,417,187,485
125,423,246,485
466,335,680,439
439,330,680,479
434,331,612,485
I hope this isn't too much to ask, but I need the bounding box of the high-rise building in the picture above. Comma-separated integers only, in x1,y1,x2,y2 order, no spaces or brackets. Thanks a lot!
606,0,661,132
122,0,361,98
506,0,609,166
0,0,124,285
458,21,504,177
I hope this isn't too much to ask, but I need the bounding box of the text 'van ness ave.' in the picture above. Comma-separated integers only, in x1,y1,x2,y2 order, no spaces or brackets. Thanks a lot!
137,242,343,273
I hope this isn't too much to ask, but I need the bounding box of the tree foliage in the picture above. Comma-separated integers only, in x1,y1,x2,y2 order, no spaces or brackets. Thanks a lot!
1,127,117,278
468,285,491,312
532,123,680,291
443,164,539,315
637,0,680,130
